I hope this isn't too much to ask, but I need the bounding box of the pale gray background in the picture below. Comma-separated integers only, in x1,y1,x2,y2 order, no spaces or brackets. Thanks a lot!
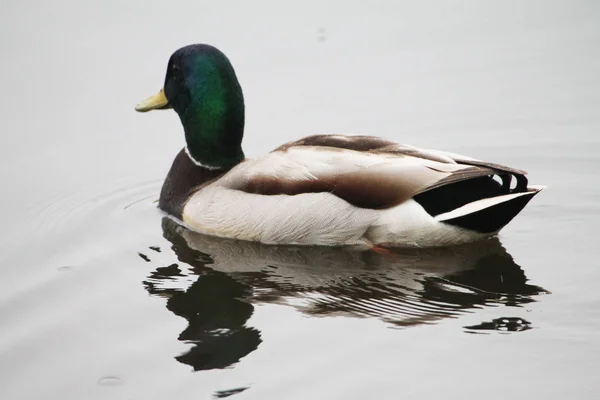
1,1,599,399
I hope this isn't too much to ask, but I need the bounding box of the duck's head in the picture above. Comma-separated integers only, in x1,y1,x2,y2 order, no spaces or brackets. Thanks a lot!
136,44,245,169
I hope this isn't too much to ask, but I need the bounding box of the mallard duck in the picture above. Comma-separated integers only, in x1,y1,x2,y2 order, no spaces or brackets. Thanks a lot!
136,44,543,248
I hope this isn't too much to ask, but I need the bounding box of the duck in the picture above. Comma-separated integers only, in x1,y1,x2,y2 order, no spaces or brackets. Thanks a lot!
135,44,544,248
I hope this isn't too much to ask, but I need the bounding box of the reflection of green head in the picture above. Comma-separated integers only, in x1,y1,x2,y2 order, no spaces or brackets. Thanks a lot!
138,44,245,169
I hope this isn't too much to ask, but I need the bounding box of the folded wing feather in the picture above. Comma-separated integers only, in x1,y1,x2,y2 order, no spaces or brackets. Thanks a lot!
211,134,527,211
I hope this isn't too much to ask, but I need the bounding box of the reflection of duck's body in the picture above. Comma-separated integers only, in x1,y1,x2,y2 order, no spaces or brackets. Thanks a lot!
151,218,545,329
136,44,543,247
143,219,546,370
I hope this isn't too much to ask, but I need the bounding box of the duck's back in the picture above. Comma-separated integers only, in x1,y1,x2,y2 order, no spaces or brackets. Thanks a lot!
177,134,542,247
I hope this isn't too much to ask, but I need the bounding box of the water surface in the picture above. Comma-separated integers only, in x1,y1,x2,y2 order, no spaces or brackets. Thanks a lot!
1,1,599,399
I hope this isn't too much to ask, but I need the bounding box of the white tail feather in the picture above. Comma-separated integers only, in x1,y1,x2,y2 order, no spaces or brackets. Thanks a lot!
435,187,545,222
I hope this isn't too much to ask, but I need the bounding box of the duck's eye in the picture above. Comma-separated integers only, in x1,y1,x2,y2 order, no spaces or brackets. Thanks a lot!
169,65,181,82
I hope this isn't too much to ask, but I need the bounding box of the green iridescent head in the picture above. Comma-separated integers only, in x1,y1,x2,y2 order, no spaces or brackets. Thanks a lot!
136,44,245,169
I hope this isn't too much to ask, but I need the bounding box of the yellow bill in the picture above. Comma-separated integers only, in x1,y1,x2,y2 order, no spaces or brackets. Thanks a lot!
135,88,170,112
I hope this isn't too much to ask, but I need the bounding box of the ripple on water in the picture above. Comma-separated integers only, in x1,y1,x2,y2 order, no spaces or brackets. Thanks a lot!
23,179,162,239
0,178,164,302
97,376,123,387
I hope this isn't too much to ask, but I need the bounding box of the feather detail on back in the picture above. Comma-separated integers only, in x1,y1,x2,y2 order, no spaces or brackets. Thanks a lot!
216,137,524,211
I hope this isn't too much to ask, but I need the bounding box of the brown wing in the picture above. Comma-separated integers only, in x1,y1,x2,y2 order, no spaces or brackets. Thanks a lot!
274,134,529,190
272,134,398,152
276,135,526,170
227,135,529,211
241,163,462,209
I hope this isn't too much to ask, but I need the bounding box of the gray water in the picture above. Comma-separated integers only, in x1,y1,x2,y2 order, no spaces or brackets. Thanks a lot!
1,1,599,399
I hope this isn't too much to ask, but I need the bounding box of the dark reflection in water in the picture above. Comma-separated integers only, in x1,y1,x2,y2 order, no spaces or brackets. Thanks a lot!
213,387,250,398
464,317,532,334
143,218,547,371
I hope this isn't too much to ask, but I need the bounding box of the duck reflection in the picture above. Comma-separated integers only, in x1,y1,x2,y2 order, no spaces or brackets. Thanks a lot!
143,217,546,371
